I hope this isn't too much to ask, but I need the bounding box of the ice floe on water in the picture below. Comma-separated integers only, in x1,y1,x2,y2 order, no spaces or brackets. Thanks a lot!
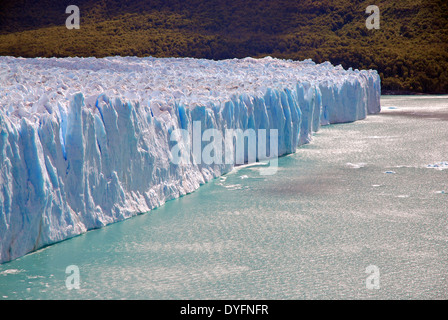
345,162,367,169
426,162,448,170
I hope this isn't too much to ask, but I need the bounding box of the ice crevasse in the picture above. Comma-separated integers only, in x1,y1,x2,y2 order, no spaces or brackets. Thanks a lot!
0,56,381,263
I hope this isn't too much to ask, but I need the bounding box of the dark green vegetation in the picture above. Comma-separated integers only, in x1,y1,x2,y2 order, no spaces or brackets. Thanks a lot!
1,0,447,93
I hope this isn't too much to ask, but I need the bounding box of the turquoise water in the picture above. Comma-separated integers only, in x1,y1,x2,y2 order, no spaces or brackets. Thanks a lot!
1,95,447,299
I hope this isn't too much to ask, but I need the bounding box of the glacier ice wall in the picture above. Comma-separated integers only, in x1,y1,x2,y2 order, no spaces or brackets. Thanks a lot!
0,57,380,263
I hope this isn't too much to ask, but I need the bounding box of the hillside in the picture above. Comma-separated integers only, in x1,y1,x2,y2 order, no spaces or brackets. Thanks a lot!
0,0,447,93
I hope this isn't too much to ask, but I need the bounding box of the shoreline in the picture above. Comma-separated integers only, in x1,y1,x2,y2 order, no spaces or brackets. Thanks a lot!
381,90,448,95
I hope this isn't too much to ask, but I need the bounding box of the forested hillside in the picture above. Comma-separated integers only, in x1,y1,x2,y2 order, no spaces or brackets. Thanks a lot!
1,0,447,93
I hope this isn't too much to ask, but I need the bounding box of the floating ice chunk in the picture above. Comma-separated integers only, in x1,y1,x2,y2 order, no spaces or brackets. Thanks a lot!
0,269,23,275
346,162,366,169
426,162,448,170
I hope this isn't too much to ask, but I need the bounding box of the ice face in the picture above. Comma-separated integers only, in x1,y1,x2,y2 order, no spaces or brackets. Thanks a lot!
0,56,380,263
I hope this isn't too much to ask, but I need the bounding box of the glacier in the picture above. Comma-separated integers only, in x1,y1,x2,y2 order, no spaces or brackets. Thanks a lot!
0,56,381,264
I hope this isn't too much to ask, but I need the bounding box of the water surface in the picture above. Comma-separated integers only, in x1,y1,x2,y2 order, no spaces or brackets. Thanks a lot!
1,95,447,299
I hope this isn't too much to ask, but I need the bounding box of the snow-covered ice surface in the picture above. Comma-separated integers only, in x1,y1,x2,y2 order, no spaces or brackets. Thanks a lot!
0,56,380,263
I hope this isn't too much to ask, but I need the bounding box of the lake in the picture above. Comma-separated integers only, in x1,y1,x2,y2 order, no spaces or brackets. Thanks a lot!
1,95,447,299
